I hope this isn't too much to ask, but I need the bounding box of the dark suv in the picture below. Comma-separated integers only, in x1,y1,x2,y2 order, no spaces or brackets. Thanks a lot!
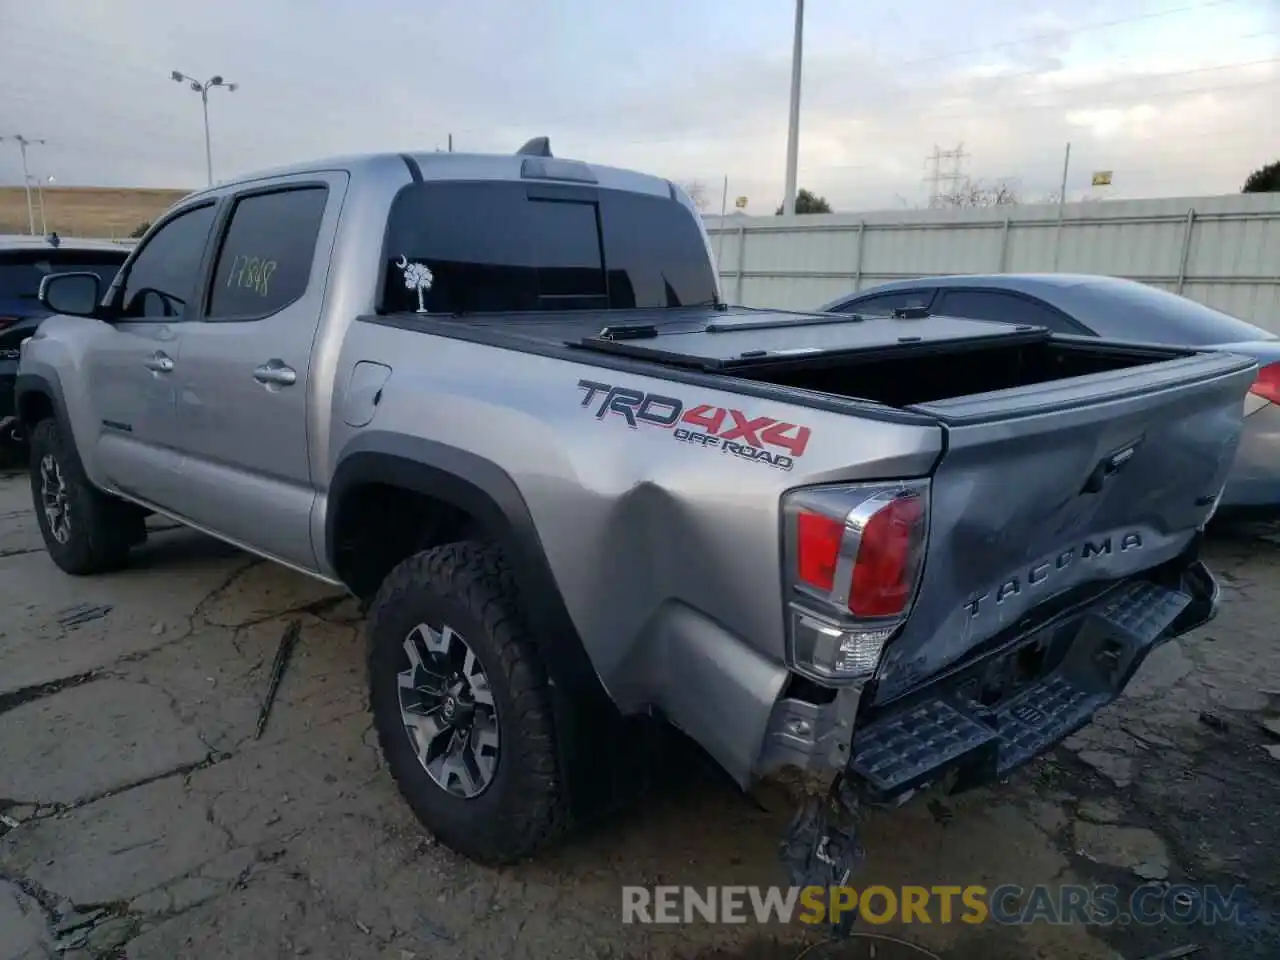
0,234,130,450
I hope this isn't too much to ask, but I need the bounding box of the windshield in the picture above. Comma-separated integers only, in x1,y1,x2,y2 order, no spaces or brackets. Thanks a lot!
381,181,719,314
1076,280,1274,345
0,250,128,303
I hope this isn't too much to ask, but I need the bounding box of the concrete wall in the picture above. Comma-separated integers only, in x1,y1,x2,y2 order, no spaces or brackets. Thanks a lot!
705,192,1280,331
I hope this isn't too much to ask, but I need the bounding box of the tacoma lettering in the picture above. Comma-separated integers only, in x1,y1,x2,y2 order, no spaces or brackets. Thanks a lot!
963,532,1145,618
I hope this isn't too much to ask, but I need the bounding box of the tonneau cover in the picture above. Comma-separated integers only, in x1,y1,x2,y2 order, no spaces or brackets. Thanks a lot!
569,308,1046,371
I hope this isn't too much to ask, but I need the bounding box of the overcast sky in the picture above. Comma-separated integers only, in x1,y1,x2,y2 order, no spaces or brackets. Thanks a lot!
1,0,1277,212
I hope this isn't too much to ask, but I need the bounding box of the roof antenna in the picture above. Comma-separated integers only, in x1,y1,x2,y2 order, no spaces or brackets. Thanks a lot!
516,136,553,158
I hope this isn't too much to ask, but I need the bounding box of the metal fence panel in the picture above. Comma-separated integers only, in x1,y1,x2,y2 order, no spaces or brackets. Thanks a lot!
706,192,1280,331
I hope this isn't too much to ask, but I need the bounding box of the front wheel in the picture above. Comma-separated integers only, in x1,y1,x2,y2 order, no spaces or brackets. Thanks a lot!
28,418,143,575
366,540,570,865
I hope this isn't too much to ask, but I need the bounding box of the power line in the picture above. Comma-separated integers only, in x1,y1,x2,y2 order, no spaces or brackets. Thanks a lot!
15,52,1267,165
0,0,1260,149
782,125,1280,183
923,31,1277,97
880,0,1252,73
798,71,1280,174
439,53,1280,152
4,60,1273,189
7,0,1255,91
0,3,1272,198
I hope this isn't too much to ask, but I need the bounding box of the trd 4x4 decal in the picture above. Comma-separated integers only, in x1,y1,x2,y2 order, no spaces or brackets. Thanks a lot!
576,379,811,471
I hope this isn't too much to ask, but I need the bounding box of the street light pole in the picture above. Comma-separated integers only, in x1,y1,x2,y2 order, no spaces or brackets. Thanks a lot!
2,134,47,234
201,88,213,186
27,175,50,235
782,0,805,216
170,71,238,186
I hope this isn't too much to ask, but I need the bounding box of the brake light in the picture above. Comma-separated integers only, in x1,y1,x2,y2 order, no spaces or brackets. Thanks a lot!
784,481,930,683
1249,363,1280,404
0,317,16,331
796,512,843,591
850,495,925,617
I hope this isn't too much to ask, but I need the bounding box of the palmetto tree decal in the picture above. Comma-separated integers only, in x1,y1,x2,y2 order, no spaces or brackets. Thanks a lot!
396,255,434,313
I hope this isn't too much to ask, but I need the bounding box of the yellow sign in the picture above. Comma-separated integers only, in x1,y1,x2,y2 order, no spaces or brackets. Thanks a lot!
734,196,748,209
1091,171,1113,187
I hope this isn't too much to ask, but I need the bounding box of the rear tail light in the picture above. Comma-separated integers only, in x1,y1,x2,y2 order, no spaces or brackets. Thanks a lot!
0,317,16,331
782,480,929,683
1249,363,1280,405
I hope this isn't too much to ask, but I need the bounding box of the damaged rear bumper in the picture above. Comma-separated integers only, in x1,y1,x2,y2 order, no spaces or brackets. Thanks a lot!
758,554,1219,800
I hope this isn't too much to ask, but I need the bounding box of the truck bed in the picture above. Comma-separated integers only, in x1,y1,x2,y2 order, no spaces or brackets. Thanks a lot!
366,305,1212,413
362,304,1257,708
376,305,1051,376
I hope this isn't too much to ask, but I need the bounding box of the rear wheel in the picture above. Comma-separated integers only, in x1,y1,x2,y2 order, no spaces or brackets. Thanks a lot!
366,540,570,864
28,418,144,575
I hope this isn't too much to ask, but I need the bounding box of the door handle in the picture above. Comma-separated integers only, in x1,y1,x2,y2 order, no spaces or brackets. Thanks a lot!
253,360,297,387
144,352,175,373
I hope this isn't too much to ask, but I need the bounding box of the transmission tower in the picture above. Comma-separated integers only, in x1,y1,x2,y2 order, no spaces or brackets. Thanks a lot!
923,143,969,207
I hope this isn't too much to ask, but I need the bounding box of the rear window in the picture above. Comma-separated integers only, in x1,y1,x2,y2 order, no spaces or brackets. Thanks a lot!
0,250,128,301
381,181,718,314
1074,280,1273,345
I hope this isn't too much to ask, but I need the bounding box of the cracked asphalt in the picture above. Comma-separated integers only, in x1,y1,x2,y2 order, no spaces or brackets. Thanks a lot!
1,467,1278,960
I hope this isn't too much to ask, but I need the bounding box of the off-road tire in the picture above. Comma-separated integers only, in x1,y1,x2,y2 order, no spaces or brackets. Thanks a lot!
367,540,570,864
28,418,143,575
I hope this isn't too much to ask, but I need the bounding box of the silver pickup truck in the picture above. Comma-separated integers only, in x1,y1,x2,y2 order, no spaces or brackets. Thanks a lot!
15,139,1253,883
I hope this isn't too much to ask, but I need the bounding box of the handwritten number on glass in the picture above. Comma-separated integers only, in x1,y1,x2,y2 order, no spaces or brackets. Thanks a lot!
225,254,278,298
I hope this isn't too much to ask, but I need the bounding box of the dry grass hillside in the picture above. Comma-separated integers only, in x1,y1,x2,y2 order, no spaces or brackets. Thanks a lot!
0,185,191,239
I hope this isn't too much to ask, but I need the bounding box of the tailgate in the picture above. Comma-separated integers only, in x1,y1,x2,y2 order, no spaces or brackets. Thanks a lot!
871,348,1256,705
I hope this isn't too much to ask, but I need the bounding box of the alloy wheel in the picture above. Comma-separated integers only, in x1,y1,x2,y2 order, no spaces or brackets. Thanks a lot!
39,454,71,545
397,622,500,798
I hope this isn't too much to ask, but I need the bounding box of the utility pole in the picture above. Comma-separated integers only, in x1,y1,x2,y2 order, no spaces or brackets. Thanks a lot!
781,0,805,216
1052,141,1072,270
170,72,238,186
28,175,52,235
717,173,729,268
1057,141,1072,208
2,135,47,234
448,133,453,153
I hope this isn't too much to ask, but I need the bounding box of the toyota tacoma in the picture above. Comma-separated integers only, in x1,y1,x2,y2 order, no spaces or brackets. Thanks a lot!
15,139,1251,887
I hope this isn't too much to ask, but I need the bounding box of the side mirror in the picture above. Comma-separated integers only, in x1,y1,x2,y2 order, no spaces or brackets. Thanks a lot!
38,272,102,317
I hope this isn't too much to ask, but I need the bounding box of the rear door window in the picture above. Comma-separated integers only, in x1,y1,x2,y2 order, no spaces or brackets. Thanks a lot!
381,181,718,314
207,186,330,319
